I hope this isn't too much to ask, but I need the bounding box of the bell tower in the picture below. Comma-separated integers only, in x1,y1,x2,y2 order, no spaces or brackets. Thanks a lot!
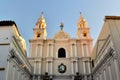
33,12,47,39
77,13,93,80
77,13,90,39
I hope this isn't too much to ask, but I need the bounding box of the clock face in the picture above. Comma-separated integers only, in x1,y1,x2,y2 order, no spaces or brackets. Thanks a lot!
58,63,66,73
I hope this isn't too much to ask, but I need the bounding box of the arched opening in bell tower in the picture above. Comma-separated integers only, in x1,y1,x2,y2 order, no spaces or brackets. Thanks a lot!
58,48,66,58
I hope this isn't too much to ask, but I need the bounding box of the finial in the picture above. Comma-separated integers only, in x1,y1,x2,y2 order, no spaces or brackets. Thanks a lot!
80,12,82,17
41,12,44,18
60,22,64,30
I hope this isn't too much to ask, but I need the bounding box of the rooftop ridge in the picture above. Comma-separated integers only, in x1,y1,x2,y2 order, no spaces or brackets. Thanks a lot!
0,20,16,26
105,16,120,21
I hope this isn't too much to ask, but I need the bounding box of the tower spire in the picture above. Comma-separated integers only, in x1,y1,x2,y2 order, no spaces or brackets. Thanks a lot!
77,13,88,28
33,12,47,39
41,12,44,18
80,12,82,17
36,12,47,29
77,13,91,39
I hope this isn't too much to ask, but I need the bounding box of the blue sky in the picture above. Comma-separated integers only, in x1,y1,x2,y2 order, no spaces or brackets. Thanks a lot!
0,0,120,53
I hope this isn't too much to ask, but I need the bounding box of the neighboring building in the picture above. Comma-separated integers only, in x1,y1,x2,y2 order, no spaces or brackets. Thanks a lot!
0,21,32,80
28,13,93,80
91,16,120,80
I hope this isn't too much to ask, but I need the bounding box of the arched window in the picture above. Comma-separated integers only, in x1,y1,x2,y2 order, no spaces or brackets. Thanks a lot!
36,33,41,38
58,48,66,58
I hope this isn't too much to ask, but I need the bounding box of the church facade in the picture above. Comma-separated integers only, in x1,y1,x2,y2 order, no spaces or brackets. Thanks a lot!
28,13,93,80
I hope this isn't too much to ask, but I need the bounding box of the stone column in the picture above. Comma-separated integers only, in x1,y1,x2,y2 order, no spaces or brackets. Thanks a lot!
29,43,32,57
50,61,53,75
114,59,120,80
96,77,99,80
35,44,38,57
40,44,43,57
83,62,86,74
88,62,91,73
103,70,106,80
108,65,112,80
38,76,41,80
75,61,78,73
46,61,48,72
83,61,87,80
17,71,20,80
71,61,74,74
51,44,54,57
100,74,102,80
19,71,22,80
6,60,10,80
81,44,84,57
21,73,24,80
86,44,89,56
33,76,35,80
39,61,42,74
75,44,77,57
47,44,49,57
34,62,36,74
12,65,16,80
71,44,73,57
50,44,53,75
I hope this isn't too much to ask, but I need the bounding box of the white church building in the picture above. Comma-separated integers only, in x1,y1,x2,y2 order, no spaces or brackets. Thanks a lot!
28,13,93,80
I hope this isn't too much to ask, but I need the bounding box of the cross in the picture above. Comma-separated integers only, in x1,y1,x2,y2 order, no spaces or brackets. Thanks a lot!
60,22,64,30
80,12,82,17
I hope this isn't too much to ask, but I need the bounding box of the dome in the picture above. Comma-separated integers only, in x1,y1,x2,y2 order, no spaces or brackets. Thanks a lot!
54,30,71,39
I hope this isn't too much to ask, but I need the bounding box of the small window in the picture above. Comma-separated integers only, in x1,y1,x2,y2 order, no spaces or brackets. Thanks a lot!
58,48,66,58
92,60,94,68
83,31,88,37
83,33,87,37
37,33,41,38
